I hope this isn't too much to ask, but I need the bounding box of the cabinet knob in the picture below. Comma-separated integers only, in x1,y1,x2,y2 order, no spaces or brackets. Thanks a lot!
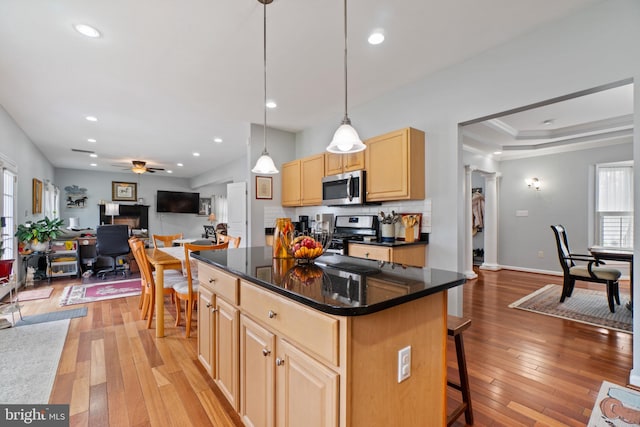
208,278,216,284
276,358,285,366
262,348,271,357
268,310,277,319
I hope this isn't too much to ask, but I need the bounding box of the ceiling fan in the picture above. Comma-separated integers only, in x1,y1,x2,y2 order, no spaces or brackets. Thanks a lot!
129,160,165,174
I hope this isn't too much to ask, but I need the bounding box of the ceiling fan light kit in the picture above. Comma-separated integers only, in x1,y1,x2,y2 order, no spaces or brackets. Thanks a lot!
326,0,366,154
252,0,279,174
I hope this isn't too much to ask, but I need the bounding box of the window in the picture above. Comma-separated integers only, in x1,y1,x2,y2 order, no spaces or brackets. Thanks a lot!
1,163,17,260
43,179,60,219
595,162,633,248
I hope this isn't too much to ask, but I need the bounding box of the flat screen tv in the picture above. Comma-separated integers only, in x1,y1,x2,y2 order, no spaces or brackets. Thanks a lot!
156,190,200,214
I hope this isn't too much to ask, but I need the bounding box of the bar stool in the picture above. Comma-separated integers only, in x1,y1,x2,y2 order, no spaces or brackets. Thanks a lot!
447,315,473,426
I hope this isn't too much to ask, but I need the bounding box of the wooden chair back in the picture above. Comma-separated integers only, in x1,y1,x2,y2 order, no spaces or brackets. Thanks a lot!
182,242,229,297
130,238,155,290
217,233,241,248
152,233,183,248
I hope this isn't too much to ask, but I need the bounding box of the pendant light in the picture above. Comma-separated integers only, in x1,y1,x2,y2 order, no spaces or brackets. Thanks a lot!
326,0,366,154
252,0,279,174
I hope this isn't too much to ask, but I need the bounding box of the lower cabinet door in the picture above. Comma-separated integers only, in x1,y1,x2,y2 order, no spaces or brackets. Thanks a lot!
214,297,239,410
197,288,214,376
276,338,339,427
240,315,276,427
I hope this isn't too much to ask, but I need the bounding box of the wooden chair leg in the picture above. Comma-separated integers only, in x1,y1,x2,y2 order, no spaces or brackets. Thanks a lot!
606,283,615,313
146,292,155,329
175,296,182,327
140,293,150,320
186,298,193,338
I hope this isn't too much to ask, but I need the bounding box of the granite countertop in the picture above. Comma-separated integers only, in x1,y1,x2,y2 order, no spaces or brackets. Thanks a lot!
192,247,465,316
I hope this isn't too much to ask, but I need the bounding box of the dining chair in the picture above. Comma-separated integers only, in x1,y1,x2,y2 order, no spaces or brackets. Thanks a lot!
550,224,622,312
130,238,186,327
173,241,229,338
152,233,184,248
217,233,241,248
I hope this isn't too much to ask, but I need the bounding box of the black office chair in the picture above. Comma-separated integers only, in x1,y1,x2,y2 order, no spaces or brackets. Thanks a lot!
95,224,131,279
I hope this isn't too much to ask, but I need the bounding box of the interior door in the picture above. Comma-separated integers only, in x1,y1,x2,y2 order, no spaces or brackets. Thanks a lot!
227,181,247,247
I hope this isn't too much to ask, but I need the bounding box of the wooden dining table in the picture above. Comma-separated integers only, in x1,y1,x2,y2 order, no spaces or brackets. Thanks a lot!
145,247,183,337
589,246,634,310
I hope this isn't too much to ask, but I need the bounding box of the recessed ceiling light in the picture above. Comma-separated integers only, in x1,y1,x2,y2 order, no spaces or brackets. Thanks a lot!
87,138,96,143
543,119,554,126
74,24,101,38
493,151,502,155
85,116,98,122
368,31,385,45
167,170,173,174
89,153,98,158
266,100,277,109
90,163,97,167
193,152,200,157
177,163,183,167
213,137,223,143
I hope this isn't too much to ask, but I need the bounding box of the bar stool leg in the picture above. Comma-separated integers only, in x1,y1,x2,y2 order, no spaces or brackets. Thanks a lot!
454,333,473,425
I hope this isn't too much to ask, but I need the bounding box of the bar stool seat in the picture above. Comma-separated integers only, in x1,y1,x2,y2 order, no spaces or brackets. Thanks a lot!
447,315,473,426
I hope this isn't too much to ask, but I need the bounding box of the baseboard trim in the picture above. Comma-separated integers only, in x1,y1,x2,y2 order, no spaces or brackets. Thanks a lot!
498,265,563,276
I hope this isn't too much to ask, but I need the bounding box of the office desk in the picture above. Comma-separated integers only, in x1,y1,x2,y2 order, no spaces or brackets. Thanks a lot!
589,246,633,310
145,248,182,337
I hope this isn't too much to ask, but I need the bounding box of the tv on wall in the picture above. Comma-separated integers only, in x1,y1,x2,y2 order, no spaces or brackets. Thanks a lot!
156,190,200,214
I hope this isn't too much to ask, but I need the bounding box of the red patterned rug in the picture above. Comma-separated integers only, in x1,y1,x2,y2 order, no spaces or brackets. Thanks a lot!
17,287,54,301
59,279,141,306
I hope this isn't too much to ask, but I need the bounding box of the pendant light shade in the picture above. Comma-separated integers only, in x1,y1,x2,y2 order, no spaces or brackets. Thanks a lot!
252,0,279,174
326,0,366,154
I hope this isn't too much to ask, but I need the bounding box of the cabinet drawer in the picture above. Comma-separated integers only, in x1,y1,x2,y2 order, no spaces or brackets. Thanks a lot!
198,263,239,305
348,243,390,262
240,281,339,366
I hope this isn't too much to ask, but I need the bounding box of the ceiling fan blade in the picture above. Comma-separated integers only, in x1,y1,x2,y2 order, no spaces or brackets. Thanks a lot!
147,167,165,171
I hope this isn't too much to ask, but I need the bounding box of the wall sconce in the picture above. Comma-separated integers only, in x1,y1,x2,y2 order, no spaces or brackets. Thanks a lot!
525,177,541,191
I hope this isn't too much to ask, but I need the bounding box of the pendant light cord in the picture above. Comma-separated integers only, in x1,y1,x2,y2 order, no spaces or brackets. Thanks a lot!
342,0,350,125
263,0,268,154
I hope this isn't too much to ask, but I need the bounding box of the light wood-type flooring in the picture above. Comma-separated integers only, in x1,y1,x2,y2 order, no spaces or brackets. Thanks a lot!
7,268,633,426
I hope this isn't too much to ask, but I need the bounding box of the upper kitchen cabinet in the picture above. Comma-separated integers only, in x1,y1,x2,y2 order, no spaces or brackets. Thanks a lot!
365,127,425,202
324,151,365,176
281,153,325,207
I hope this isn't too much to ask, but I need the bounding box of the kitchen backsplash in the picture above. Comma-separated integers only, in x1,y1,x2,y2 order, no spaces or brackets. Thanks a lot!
265,199,432,234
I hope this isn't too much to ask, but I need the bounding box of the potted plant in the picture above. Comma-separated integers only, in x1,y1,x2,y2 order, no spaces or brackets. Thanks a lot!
15,216,65,252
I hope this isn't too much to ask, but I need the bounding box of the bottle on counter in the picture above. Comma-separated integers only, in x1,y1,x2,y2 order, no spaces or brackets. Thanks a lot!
273,217,294,259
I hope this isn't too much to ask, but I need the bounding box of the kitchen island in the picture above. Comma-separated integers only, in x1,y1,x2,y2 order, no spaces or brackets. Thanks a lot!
192,247,465,427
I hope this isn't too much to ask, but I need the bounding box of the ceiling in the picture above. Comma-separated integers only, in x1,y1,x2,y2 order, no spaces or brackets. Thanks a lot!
0,0,605,178
462,82,634,160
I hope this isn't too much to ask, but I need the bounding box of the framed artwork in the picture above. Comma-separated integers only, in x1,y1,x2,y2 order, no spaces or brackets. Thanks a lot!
199,197,212,216
112,181,137,202
256,176,273,200
32,178,43,214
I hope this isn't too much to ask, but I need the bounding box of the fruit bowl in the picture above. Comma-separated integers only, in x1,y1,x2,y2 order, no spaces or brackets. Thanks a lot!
286,232,331,263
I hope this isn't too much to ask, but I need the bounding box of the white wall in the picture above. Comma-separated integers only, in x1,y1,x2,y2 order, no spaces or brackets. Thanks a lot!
294,0,640,382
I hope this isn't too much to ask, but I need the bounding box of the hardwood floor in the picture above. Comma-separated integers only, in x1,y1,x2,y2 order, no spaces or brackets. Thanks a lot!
7,268,633,426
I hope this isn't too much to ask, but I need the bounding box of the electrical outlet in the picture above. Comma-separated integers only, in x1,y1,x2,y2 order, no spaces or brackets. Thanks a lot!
397,346,411,383
538,251,544,258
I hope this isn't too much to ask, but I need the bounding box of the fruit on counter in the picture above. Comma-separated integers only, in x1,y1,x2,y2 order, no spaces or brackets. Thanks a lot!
290,235,324,259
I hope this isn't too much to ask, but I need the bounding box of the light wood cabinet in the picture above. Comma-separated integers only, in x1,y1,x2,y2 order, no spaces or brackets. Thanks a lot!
214,297,240,411
365,127,425,202
197,286,214,376
348,242,426,267
324,151,365,176
281,153,325,206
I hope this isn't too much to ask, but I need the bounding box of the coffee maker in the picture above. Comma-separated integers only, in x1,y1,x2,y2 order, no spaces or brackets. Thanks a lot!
297,215,309,234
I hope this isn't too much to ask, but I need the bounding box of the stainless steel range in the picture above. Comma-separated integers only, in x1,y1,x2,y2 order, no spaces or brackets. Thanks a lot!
326,215,379,255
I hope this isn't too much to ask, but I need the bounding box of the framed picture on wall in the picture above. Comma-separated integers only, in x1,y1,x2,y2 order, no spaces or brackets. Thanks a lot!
112,181,137,202
199,197,212,216
256,176,272,200
32,178,43,214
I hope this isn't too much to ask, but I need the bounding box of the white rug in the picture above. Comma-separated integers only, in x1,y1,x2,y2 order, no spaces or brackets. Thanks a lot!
0,319,70,404
589,380,640,426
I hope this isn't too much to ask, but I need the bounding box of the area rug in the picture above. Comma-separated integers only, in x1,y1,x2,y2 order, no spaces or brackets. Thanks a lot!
16,286,53,301
59,279,141,306
589,380,640,426
509,284,632,333
14,307,88,327
0,318,70,404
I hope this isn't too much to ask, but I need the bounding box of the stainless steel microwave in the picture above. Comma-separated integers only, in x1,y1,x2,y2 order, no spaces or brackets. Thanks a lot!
322,170,365,206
